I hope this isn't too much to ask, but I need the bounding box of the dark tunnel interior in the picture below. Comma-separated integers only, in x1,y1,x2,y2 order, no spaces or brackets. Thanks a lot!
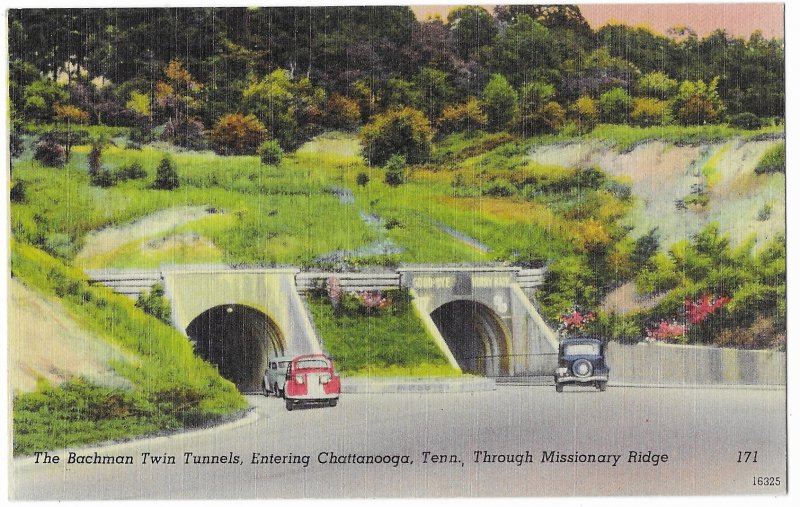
430,300,510,376
186,304,285,392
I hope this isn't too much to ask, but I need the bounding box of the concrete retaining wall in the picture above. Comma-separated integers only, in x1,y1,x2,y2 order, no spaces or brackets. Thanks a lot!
607,342,785,386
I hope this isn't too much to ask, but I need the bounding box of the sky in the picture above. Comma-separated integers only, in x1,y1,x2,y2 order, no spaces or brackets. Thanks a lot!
411,3,784,39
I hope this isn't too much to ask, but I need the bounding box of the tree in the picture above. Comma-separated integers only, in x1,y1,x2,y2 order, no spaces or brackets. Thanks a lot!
153,157,179,190
438,97,487,134
414,67,455,121
638,71,678,99
673,77,725,125
569,96,600,133
23,79,68,122
259,140,284,166
631,98,670,126
384,155,407,187
482,74,518,131
360,107,434,166
209,113,266,155
325,94,361,131
599,87,634,123
514,81,564,135
491,14,557,87
447,6,497,61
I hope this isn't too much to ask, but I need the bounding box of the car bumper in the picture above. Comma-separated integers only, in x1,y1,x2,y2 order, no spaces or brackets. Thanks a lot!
554,374,609,384
286,393,339,402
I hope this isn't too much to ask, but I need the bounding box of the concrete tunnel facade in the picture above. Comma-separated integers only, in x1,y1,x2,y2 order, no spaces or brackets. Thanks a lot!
162,268,323,392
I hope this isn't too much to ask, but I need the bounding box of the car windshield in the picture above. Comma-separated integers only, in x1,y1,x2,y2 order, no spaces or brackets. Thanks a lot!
296,358,330,369
564,343,600,356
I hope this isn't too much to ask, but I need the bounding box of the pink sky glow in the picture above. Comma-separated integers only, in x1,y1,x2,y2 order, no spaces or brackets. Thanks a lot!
411,4,784,39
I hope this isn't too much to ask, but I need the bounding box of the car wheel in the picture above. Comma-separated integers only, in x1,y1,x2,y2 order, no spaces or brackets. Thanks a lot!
556,383,563,393
262,382,269,397
272,384,278,397
329,399,338,407
285,398,294,411
598,381,607,392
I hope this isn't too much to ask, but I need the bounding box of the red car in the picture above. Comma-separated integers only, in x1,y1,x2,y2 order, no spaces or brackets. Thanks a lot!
283,354,341,411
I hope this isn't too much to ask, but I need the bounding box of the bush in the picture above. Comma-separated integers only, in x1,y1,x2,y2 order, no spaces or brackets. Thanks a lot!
33,139,67,167
384,155,406,187
325,94,362,131
754,142,784,174
10,179,26,203
115,161,147,181
259,140,284,166
637,71,678,99
90,168,116,188
599,87,634,124
356,172,370,187
728,112,762,130
360,107,434,166
438,97,488,134
161,117,206,150
209,113,266,155
631,98,670,126
481,179,516,197
153,157,179,190
482,74,518,131
135,283,172,323
569,95,599,134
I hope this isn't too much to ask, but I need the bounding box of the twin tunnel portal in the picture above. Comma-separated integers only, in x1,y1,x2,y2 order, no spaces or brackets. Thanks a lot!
89,265,559,392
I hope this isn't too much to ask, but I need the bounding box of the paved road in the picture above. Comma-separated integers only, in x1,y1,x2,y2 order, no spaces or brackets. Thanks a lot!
11,386,786,499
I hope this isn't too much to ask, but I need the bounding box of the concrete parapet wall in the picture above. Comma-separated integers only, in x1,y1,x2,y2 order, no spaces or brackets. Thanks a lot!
295,271,401,292
607,342,785,386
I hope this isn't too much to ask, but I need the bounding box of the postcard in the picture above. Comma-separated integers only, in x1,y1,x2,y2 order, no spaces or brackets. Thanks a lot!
4,2,787,500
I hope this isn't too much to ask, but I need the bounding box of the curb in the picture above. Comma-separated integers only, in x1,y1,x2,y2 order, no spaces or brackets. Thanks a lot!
341,377,496,394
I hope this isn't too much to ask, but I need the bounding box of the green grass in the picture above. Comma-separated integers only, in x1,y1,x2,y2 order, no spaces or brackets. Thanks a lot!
755,141,785,174
305,292,459,376
11,242,247,455
585,123,783,152
700,143,731,188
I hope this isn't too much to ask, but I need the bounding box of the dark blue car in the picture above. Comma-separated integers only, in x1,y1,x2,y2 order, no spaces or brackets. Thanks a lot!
554,337,609,392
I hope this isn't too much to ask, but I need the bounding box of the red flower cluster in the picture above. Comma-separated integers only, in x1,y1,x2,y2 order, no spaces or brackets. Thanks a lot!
356,291,391,310
646,320,688,342
560,309,596,331
684,294,731,325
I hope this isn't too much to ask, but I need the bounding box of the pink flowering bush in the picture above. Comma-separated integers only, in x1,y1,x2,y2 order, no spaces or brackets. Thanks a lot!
559,308,596,335
326,277,342,307
646,320,688,343
684,294,731,325
356,291,391,311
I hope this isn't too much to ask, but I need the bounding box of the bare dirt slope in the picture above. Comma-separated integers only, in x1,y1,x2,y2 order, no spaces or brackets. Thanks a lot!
8,279,135,394
529,138,784,249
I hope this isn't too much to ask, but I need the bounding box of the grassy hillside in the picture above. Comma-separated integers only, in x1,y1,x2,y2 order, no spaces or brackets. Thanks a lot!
10,242,247,455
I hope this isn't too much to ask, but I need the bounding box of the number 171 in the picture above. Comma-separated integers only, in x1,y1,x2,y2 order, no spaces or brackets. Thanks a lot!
737,451,758,463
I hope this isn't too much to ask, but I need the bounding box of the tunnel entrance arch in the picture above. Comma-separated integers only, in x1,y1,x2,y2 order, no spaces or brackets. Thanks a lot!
186,304,286,392
430,300,511,376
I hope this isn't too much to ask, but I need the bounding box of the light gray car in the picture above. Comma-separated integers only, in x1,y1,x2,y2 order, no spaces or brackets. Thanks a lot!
263,356,292,397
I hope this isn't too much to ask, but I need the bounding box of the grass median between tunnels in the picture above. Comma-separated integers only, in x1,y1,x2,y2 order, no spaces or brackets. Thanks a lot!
10,242,247,456
305,290,461,377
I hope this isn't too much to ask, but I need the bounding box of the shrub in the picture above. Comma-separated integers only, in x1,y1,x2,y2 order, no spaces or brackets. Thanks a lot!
209,113,266,155
569,95,599,134
115,161,147,181
153,157,179,190
482,74,518,131
259,140,284,166
360,107,434,166
90,168,115,188
438,97,488,134
599,87,633,123
384,154,406,187
481,179,516,197
33,139,67,167
325,94,362,131
10,177,26,203
88,141,102,176
728,112,761,130
356,172,370,187
754,142,784,174
161,117,206,150
515,101,566,135
637,71,678,99
673,77,724,125
630,98,670,126
135,283,172,323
